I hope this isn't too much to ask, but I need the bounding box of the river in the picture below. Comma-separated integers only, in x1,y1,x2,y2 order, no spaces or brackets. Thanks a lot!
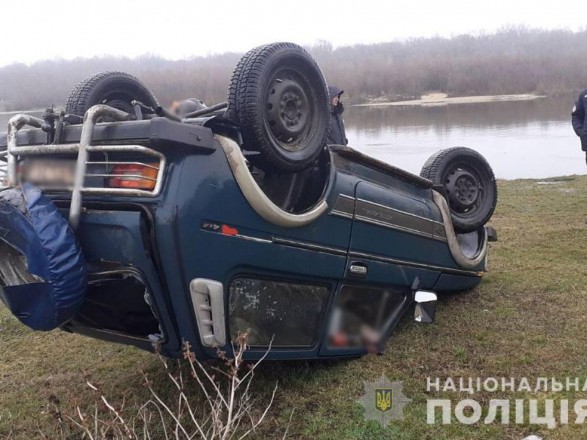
345,94,585,179
1,94,585,180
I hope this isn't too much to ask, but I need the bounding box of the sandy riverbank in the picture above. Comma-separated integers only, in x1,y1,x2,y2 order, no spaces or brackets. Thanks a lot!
355,92,546,107
0,109,48,115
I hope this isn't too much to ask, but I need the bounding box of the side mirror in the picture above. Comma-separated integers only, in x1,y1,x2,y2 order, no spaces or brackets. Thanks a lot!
414,290,437,323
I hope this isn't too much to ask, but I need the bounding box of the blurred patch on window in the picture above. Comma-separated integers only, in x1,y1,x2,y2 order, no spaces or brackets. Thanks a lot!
229,278,329,347
328,285,408,350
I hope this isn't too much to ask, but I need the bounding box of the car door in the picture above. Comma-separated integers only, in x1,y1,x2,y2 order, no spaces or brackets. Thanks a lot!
320,179,441,356
170,153,358,360
346,180,441,287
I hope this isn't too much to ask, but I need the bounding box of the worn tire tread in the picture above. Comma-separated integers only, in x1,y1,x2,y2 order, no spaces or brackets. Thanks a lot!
65,71,158,117
227,43,329,172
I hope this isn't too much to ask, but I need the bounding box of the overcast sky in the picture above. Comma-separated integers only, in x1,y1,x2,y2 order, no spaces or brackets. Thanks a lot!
1,0,584,67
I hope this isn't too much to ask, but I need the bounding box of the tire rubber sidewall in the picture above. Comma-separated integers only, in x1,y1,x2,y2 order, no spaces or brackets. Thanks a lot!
420,147,497,232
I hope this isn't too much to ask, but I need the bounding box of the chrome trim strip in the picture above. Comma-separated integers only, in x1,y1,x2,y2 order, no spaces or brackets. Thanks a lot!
209,223,480,276
329,195,448,242
354,214,446,242
201,228,273,244
330,193,355,219
433,223,447,241
349,251,482,277
356,197,445,227
235,234,272,244
207,227,346,255
354,198,448,242
331,210,353,219
272,237,348,256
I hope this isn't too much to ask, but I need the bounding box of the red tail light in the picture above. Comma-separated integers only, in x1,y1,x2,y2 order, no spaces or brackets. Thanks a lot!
108,163,159,190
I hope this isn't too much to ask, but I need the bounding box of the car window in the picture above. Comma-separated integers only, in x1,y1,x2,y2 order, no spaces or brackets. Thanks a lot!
229,277,329,347
328,285,408,348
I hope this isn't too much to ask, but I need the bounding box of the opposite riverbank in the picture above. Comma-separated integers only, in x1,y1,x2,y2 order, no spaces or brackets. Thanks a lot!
355,92,546,107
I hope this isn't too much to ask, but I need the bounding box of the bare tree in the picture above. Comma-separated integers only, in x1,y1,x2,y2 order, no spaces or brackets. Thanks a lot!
1,28,587,111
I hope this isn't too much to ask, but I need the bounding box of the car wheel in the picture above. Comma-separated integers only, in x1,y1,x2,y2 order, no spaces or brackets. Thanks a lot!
226,42,330,173
65,71,158,118
420,147,497,232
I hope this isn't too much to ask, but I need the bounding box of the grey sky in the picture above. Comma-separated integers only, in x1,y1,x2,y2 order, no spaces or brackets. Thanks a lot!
1,0,584,67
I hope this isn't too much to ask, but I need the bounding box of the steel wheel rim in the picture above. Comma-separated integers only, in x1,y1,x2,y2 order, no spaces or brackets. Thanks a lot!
443,162,486,216
264,67,315,153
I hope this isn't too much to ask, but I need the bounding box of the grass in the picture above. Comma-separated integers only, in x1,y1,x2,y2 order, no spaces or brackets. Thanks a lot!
1,175,587,439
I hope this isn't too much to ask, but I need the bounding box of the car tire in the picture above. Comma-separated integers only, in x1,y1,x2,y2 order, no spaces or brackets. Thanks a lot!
65,71,158,117
226,42,330,173
420,147,497,232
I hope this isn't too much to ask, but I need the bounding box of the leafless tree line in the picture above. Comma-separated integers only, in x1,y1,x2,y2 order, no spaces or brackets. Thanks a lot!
1,26,586,111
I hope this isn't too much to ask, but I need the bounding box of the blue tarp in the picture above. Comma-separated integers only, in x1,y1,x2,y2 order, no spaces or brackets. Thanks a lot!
0,184,86,330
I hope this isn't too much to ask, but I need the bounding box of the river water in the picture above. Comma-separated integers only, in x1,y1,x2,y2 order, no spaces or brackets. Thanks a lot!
345,94,586,179
1,95,585,180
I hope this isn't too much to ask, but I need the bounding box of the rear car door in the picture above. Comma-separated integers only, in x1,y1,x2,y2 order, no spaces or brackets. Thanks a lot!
347,180,440,286
320,179,441,356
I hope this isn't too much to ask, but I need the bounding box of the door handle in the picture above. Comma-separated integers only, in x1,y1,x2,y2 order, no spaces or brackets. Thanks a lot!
349,262,368,278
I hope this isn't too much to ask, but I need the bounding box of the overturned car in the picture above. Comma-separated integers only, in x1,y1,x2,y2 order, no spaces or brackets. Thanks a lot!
0,43,497,360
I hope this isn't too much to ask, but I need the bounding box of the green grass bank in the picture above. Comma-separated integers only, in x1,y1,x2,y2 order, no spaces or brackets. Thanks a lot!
1,175,586,439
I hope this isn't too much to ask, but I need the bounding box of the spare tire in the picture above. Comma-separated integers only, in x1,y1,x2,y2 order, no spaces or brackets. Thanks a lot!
65,71,158,118
226,42,330,173
420,147,497,233
0,184,87,331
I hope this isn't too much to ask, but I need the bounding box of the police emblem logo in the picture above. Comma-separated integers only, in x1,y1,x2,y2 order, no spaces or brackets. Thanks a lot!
375,388,392,412
358,374,411,426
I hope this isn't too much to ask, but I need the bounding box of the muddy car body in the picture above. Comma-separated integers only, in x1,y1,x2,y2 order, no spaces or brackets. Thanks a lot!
0,43,497,360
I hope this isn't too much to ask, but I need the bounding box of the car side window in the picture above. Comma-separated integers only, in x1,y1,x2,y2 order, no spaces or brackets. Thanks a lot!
328,285,409,349
229,277,329,347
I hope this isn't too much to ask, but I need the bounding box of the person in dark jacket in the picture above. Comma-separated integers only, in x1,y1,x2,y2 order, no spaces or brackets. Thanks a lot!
571,89,587,165
327,86,348,145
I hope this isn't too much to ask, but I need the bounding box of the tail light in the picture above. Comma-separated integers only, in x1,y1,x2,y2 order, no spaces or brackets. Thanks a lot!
108,163,159,190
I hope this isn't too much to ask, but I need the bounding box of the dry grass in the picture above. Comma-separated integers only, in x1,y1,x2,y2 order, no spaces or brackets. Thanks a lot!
1,175,587,439
43,336,278,440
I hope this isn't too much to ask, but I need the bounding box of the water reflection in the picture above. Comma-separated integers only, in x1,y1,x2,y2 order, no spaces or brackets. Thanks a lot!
347,96,571,132
345,95,586,179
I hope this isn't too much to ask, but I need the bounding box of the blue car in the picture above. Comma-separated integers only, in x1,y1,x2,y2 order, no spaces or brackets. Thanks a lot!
0,43,497,360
